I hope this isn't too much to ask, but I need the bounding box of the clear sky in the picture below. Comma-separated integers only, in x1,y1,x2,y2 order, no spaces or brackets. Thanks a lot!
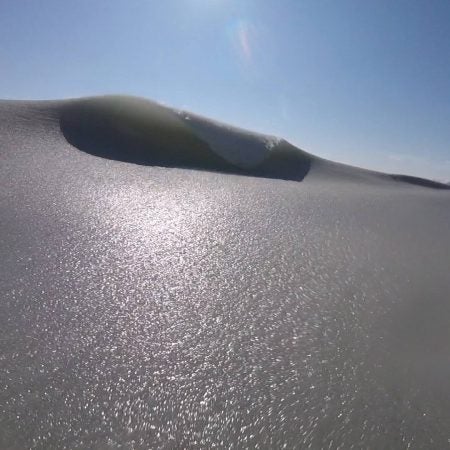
1,0,449,180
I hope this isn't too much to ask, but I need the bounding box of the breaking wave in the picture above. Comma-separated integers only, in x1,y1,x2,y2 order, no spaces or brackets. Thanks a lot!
60,96,312,181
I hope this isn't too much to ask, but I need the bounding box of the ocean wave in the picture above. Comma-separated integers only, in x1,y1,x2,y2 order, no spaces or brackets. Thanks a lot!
59,96,312,181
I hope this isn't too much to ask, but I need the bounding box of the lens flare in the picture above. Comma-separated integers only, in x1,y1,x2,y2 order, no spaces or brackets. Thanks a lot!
228,18,255,65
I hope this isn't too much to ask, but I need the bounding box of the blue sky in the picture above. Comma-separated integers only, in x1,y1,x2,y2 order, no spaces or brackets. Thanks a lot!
1,0,449,180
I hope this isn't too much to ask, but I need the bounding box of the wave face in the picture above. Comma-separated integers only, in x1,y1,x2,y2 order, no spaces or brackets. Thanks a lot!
60,96,312,181
2,97,450,449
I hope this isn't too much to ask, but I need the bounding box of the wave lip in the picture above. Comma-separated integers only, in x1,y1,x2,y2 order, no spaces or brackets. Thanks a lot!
60,96,312,181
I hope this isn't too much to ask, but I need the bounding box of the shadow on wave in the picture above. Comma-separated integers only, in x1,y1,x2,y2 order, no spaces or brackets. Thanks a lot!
60,96,312,182
388,174,450,190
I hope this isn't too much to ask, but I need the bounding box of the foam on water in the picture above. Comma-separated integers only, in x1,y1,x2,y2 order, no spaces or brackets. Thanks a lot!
175,109,282,168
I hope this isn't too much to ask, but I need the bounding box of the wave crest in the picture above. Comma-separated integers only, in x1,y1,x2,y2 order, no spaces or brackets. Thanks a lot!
60,96,312,181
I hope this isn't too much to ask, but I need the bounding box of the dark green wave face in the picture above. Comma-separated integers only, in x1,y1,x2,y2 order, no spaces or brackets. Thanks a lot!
60,95,313,181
